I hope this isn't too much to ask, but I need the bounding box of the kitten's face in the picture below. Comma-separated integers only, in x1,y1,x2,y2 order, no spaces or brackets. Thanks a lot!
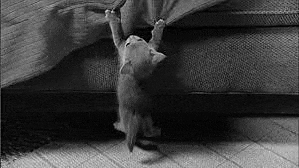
120,35,166,78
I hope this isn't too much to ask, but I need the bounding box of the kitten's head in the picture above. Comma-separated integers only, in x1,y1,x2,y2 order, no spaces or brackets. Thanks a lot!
120,35,166,79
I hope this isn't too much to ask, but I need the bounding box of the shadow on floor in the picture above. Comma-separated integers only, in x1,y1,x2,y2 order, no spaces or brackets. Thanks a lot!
1,107,240,160
2,94,298,160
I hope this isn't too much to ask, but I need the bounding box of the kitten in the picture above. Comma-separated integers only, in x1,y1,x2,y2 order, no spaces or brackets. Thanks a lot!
105,9,166,152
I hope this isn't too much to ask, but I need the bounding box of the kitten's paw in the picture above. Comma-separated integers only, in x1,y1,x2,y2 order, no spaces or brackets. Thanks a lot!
154,19,166,29
135,140,158,151
105,10,120,22
113,122,126,133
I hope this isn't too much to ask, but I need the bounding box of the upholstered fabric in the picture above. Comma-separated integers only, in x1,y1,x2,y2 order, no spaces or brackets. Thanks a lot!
8,27,299,93
172,0,299,27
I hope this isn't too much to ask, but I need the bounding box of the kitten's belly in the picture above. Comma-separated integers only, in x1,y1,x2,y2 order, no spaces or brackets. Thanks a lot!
118,90,150,108
117,75,152,112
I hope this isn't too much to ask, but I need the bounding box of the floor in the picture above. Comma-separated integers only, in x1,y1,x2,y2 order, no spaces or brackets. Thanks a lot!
1,116,298,168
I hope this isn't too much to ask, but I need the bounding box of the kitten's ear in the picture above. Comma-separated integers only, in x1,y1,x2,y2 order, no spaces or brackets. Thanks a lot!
150,49,166,64
120,61,133,74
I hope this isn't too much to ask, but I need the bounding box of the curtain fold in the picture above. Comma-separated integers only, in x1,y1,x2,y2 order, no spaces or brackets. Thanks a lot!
1,0,225,88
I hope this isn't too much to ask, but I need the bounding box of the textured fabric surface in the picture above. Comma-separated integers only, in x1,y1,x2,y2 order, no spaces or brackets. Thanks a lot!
171,27,298,93
8,27,299,93
1,0,225,88
172,0,299,27
173,0,299,27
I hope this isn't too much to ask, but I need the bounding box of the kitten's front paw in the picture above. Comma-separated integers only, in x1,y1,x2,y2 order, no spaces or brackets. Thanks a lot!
105,10,120,22
154,19,166,30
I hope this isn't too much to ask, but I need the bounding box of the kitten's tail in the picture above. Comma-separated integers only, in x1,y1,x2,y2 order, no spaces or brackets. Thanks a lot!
126,113,140,152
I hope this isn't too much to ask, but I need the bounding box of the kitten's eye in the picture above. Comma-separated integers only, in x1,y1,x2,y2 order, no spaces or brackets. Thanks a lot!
137,39,143,41
125,42,130,47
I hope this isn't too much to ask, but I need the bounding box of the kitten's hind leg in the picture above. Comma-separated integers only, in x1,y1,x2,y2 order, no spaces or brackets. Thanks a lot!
143,116,161,137
149,19,166,50
136,117,160,152
113,107,127,133
105,9,125,48
113,122,126,133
